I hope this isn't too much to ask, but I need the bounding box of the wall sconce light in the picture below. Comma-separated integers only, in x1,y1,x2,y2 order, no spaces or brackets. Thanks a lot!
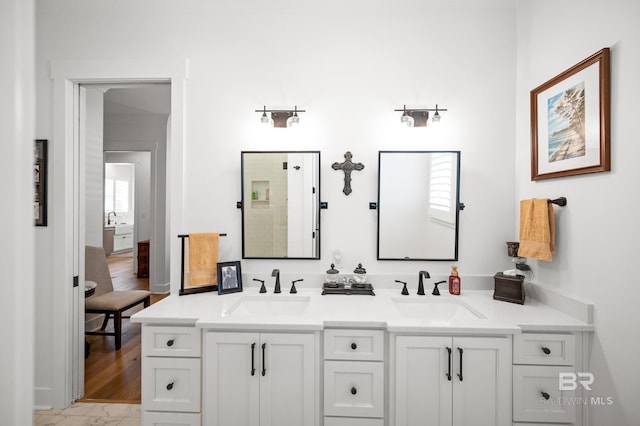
394,104,448,127
255,105,306,128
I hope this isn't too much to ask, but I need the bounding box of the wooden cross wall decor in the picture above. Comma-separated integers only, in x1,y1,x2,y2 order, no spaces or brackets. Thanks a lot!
332,151,364,196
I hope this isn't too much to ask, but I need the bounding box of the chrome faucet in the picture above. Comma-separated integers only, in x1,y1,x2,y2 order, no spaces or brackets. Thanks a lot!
107,211,116,225
418,270,430,295
272,269,281,293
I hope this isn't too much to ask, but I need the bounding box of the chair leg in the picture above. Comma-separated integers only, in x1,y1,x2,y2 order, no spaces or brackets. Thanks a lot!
100,313,111,331
144,296,150,308
114,311,122,350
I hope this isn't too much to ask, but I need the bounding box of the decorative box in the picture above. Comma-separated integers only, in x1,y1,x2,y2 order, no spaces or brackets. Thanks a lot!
493,272,525,304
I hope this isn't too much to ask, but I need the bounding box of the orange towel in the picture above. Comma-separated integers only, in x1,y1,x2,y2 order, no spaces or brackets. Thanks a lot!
518,199,555,261
188,233,219,285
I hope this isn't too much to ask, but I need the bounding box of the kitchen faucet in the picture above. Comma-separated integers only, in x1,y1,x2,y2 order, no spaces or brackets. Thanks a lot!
107,211,117,225
272,269,281,293
418,270,430,295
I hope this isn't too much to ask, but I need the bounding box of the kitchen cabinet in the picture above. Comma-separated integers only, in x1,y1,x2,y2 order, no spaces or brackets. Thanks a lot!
103,228,114,256
393,335,511,426
141,325,202,426
203,331,318,426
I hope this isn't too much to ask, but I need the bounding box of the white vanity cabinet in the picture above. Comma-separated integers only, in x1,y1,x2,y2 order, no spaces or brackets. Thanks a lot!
141,325,202,426
392,335,512,426
203,331,318,426
323,329,385,426
513,332,582,426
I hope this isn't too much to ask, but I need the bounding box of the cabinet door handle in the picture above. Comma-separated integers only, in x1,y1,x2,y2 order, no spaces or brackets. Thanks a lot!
251,343,256,376
446,347,452,381
166,339,174,347
351,387,357,395
166,382,174,391
351,342,357,350
457,347,464,381
261,343,266,376
541,346,551,355
541,391,550,400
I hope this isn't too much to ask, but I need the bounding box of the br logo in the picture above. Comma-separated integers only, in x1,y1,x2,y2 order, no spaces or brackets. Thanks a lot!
559,372,594,391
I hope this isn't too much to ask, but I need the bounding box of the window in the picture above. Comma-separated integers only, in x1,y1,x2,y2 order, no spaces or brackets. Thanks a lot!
104,178,130,213
429,153,457,224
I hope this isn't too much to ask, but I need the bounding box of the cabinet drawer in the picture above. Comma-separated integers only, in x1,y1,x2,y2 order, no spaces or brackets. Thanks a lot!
324,417,384,426
142,411,201,426
142,357,201,413
514,333,575,365
324,329,384,361
324,360,384,418
143,326,201,357
513,365,576,423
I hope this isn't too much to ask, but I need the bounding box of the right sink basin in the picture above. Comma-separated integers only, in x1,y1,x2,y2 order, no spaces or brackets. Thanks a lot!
391,298,485,321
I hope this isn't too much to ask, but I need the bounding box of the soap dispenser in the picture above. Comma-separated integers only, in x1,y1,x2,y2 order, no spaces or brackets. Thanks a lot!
449,266,461,295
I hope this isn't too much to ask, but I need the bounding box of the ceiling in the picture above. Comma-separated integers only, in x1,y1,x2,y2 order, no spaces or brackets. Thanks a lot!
102,84,171,116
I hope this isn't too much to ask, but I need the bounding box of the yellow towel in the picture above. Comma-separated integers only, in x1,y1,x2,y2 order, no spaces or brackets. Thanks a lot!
518,199,556,261
189,233,219,285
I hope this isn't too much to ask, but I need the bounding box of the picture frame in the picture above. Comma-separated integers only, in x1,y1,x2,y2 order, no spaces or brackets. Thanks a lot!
217,261,243,295
34,139,48,226
530,48,610,181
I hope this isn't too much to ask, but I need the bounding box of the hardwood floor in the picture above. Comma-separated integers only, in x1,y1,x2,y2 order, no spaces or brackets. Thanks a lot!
81,251,167,403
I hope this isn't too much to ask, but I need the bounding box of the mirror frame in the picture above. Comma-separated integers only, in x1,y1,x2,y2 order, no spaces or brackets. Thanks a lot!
241,150,321,260
377,150,461,261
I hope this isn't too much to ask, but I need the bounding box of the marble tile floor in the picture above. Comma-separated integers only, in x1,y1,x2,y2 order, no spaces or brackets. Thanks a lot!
34,402,140,426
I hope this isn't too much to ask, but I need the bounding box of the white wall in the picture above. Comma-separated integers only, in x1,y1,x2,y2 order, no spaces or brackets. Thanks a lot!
83,88,104,247
35,0,517,408
516,1,640,424
0,0,35,422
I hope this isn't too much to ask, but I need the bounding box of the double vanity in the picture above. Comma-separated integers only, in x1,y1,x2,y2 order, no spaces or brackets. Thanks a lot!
132,280,592,426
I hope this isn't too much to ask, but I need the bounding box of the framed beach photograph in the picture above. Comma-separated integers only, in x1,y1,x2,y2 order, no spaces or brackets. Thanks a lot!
34,139,48,226
217,261,243,295
530,48,610,181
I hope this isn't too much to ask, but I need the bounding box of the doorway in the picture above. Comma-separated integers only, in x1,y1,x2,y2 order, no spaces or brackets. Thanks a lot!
81,83,170,402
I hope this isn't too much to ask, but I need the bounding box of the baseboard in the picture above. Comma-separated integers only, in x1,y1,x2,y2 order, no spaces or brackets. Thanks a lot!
151,281,170,294
34,386,53,410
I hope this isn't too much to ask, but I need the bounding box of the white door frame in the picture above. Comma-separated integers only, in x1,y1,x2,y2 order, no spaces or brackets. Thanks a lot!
50,59,187,407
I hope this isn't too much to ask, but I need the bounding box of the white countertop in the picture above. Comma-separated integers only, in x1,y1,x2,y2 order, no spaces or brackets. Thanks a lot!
131,286,593,334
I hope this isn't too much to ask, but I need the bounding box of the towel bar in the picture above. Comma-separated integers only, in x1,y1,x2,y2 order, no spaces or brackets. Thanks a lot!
178,233,227,295
548,197,567,207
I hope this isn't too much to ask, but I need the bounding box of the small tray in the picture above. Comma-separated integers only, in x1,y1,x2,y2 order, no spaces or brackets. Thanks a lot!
493,272,525,304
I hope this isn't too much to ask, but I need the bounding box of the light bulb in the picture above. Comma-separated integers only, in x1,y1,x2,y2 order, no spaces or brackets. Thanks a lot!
400,111,414,127
286,108,300,127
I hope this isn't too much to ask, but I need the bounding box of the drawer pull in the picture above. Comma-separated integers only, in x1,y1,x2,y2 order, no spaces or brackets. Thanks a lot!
457,347,464,381
351,342,357,350
261,343,267,376
446,347,452,381
166,339,174,347
351,387,357,395
166,382,174,391
251,343,256,376
541,391,550,400
541,346,551,355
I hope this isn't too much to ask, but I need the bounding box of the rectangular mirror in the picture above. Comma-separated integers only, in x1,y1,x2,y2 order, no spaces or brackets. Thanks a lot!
377,151,461,260
241,151,320,259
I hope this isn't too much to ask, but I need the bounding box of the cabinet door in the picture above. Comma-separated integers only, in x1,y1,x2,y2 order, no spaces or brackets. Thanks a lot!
204,332,260,426
395,336,452,426
451,337,511,426
259,333,316,426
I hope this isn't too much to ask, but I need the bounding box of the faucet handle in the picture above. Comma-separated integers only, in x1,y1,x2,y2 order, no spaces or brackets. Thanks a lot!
432,280,446,296
395,280,409,296
253,278,266,293
290,279,303,294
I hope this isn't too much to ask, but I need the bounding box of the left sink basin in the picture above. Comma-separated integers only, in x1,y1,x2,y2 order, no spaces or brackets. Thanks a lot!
223,295,311,317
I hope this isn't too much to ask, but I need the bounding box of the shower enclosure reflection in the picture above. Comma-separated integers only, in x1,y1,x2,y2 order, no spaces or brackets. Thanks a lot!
241,151,320,259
